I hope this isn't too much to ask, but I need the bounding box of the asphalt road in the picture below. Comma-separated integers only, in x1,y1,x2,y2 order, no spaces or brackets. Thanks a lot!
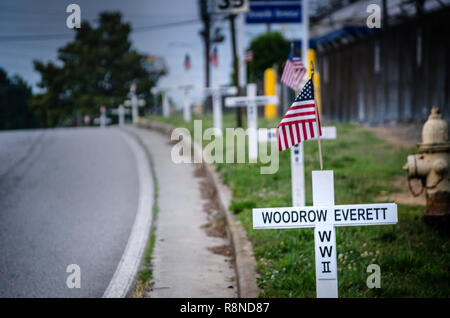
0,128,140,297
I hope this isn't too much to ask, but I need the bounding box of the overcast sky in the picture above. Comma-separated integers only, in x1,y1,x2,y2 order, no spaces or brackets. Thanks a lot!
0,0,303,108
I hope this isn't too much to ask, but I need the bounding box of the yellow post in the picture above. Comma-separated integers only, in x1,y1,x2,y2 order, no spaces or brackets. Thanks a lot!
264,68,277,119
308,49,322,118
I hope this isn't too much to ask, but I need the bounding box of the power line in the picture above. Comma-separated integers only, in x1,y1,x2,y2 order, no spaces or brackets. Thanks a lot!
0,18,201,42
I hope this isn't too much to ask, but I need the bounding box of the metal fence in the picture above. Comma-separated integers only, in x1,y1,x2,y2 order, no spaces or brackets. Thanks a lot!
316,8,450,124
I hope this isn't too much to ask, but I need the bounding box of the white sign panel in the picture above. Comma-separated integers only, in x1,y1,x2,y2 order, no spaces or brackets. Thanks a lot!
225,95,278,108
203,86,238,96
214,0,249,14
253,203,398,229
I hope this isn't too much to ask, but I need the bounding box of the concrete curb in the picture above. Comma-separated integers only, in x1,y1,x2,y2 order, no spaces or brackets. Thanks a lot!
137,118,261,298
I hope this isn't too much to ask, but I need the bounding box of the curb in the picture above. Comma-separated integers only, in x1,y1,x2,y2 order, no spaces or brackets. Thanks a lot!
103,128,154,298
137,119,261,298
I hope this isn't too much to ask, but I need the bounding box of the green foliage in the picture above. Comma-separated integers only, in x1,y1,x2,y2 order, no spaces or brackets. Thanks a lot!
230,199,257,214
148,114,450,298
247,32,290,82
0,68,39,130
31,12,161,127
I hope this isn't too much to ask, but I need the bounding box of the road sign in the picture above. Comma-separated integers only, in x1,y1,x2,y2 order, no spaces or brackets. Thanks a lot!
213,0,249,14
253,170,398,297
246,0,302,24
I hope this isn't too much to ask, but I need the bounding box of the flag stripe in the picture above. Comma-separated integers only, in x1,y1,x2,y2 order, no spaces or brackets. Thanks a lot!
277,78,321,152
283,111,316,118
280,115,317,124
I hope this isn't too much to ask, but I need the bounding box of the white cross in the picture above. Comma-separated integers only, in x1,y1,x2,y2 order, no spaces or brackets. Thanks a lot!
151,85,197,122
95,106,111,127
257,126,337,206
151,87,171,118
179,84,195,122
200,86,238,136
253,170,398,298
111,104,130,126
99,106,106,128
225,83,279,161
124,94,145,124
291,126,336,206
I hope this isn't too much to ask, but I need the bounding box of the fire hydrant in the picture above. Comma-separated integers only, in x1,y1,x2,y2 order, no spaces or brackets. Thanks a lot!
403,106,449,230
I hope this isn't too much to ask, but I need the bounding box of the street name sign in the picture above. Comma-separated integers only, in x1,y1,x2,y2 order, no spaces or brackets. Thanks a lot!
246,0,302,24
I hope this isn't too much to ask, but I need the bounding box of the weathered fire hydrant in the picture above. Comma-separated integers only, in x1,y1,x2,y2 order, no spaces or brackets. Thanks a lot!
403,106,449,231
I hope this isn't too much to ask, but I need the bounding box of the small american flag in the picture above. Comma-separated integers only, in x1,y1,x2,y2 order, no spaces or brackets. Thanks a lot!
244,50,253,62
130,83,136,93
184,54,191,71
277,78,321,152
280,52,306,91
210,47,218,68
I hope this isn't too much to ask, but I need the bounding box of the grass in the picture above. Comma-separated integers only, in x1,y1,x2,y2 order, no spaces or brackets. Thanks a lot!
125,128,160,298
146,113,449,298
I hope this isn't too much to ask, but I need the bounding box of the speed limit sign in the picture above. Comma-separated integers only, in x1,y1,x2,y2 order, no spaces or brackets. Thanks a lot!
213,0,249,14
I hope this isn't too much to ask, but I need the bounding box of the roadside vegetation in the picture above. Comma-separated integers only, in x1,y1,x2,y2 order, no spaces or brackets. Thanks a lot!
147,113,449,297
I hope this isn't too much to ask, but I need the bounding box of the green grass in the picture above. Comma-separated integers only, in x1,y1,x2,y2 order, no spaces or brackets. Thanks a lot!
125,128,160,298
146,113,450,298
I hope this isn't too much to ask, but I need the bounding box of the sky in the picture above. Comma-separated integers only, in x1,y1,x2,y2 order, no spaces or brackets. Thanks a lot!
0,0,304,108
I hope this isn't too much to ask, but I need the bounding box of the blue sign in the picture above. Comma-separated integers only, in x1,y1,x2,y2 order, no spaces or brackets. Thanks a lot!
246,1,302,24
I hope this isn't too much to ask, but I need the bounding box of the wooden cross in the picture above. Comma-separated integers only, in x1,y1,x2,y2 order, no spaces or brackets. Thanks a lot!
99,106,107,128
124,94,145,124
111,105,130,126
200,86,238,136
151,84,196,122
257,126,337,206
151,87,171,118
253,170,398,298
225,83,279,161
291,126,336,206
179,84,195,122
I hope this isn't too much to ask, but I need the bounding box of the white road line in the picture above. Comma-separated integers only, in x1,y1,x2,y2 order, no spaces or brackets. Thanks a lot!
103,129,154,298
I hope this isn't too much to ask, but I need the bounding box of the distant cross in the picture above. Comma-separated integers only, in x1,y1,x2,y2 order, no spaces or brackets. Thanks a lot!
253,170,398,298
225,83,279,161
291,126,336,206
124,90,145,124
152,85,196,122
111,104,130,126
99,106,106,128
151,87,171,118
201,86,238,136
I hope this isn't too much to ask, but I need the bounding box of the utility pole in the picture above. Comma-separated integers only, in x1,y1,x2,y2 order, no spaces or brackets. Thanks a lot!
199,0,211,110
229,13,243,127
382,0,389,28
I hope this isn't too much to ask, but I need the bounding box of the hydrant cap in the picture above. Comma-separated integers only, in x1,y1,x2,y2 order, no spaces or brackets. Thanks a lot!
421,106,448,145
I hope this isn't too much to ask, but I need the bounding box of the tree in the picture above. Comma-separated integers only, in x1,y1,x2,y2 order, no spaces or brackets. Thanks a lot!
247,32,290,83
0,68,39,130
31,12,162,127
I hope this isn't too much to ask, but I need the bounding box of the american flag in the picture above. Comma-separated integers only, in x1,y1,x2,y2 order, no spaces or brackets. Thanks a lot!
280,53,306,91
130,83,136,93
184,54,191,71
244,50,253,62
210,47,218,68
277,78,322,152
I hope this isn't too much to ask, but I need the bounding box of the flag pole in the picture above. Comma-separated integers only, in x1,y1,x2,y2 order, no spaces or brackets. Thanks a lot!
311,61,323,170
